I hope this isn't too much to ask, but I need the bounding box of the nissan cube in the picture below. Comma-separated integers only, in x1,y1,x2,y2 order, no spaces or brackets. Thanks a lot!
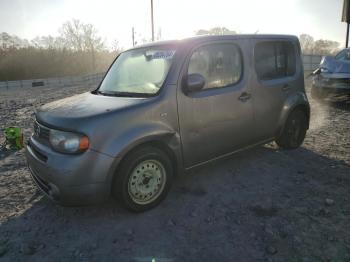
26,35,310,212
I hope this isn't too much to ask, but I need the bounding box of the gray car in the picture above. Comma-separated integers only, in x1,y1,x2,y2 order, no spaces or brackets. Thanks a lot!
25,35,310,212
311,48,350,100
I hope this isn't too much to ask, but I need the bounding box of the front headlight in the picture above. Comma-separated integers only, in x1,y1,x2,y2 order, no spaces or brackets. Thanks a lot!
49,129,89,154
320,67,331,73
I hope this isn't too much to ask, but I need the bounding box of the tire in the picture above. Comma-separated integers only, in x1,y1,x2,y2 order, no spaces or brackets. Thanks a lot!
276,109,308,149
113,146,173,212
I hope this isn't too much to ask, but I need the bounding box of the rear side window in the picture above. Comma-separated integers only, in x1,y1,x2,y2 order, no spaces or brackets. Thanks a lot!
255,41,296,80
188,43,242,90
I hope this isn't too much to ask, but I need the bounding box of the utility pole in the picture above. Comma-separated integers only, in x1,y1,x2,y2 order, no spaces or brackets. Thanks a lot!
151,0,154,41
347,23,350,48
132,27,135,46
342,0,350,47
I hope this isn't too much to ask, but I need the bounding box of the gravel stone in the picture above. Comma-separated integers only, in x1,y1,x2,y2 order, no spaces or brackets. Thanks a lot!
266,245,278,255
325,198,335,206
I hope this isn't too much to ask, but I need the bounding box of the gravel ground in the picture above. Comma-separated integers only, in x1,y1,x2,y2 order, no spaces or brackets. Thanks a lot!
0,81,349,262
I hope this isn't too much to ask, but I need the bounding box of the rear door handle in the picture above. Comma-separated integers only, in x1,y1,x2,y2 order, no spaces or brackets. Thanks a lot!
282,84,291,91
238,92,251,102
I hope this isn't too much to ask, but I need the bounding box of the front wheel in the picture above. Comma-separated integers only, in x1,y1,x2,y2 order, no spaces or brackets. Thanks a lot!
113,146,173,212
276,109,308,149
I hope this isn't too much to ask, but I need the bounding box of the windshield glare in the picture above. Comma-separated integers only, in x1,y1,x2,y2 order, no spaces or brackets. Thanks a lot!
99,47,176,96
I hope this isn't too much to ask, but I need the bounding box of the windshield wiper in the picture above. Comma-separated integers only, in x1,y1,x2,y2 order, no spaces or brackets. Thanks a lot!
96,90,114,96
96,90,152,98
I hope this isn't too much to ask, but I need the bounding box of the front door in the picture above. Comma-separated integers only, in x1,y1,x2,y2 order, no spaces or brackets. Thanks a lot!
177,40,255,168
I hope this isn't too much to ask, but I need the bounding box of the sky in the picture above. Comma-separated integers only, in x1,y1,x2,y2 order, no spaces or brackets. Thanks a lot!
0,0,347,49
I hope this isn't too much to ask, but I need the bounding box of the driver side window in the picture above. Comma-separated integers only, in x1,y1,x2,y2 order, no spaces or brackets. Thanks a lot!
188,43,242,90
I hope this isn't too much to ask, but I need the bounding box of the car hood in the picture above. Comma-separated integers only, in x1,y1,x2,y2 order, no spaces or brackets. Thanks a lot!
36,92,147,130
321,56,350,74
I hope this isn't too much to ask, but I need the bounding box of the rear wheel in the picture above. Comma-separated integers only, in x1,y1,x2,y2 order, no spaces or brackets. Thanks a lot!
113,146,173,212
276,109,308,149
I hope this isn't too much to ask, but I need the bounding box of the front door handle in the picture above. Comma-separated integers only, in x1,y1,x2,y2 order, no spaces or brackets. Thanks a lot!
282,84,291,91
238,92,251,102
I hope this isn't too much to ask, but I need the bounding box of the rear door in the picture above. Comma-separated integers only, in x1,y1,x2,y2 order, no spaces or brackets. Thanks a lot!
251,39,300,140
177,40,255,167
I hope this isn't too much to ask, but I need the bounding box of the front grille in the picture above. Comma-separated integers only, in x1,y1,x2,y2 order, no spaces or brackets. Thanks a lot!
34,121,50,142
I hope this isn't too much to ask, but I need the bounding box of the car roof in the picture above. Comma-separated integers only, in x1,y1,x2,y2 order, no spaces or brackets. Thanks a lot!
127,34,299,51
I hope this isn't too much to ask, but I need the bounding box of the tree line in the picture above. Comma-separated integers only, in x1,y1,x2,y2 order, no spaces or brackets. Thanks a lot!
299,34,340,55
0,19,121,81
196,28,341,56
0,24,342,81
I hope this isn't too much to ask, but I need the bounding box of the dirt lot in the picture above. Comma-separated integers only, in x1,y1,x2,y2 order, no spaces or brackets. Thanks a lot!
0,81,349,262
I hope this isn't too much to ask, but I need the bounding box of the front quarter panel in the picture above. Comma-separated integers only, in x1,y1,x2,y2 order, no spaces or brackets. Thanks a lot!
100,121,181,159
84,82,182,181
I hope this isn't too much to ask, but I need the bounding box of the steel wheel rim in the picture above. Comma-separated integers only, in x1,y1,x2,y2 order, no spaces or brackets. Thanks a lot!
128,159,166,205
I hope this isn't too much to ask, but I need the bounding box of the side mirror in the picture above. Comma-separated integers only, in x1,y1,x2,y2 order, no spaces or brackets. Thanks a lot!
183,74,205,93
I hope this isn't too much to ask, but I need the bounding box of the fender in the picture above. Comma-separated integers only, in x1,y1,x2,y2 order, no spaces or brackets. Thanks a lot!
102,122,183,187
276,91,310,136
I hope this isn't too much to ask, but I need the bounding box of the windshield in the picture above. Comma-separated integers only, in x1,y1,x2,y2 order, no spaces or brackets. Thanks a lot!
335,49,350,61
98,47,176,96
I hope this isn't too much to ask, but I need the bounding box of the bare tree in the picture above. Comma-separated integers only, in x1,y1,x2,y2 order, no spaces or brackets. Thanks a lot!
81,24,104,71
0,26,116,81
59,19,105,71
299,34,340,55
299,34,315,54
0,32,12,49
59,19,84,51
31,36,66,49
59,20,104,49
196,27,236,36
313,39,340,55
0,32,29,49
111,40,122,53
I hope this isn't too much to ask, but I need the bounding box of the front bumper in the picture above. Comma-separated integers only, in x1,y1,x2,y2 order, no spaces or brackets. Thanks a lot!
25,136,115,206
312,74,350,95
